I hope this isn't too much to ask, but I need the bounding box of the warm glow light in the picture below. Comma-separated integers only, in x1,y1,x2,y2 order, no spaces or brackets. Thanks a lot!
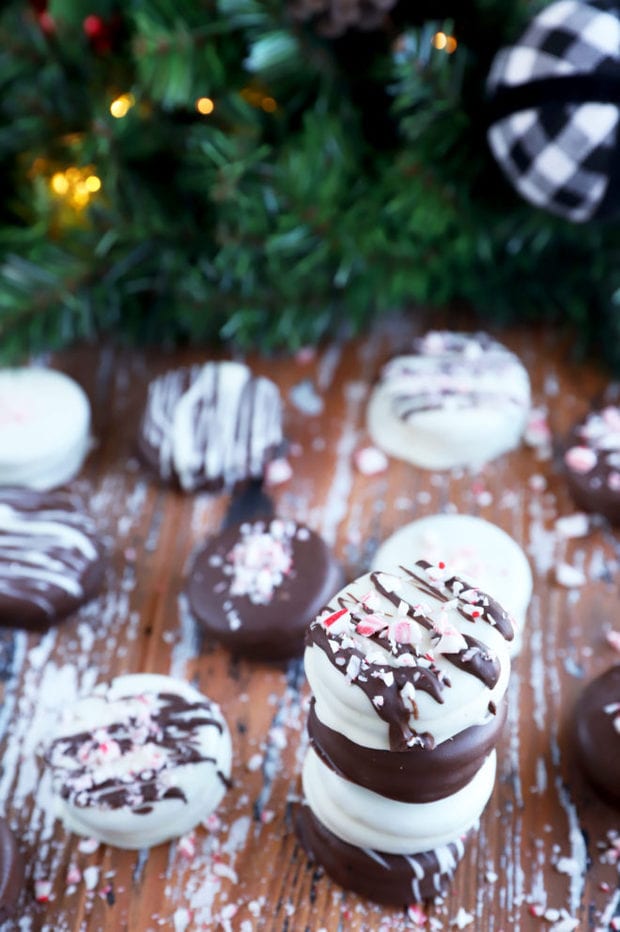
85,175,102,193
431,31,457,53
261,96,277,113
196,96,215,115
50,172,69,195
110,93,135,118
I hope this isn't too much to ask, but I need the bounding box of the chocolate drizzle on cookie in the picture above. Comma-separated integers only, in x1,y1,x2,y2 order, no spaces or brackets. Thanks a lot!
306,563,513,752
46,690,226,813
381,331,531,419
138,361,283,492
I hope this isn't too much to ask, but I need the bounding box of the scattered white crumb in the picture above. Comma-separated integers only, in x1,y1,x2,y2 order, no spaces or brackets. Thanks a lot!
555,856,581,876
34,879,52,903
212,861,238,883
246,753,263,772
77,837,99,854
555,513,590,539
555,563,586,588
83,865,99,891
451,907,474,928
485,870,498,883
354,445,388,476
265,457,293,486
173,908,192,932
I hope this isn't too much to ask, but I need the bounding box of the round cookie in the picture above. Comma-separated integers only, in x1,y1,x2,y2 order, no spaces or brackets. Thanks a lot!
45,673,232,849
186,517,344,661
0,817,24,922
138,361,283,492
366,330,531,470
0,367,91,489
574,665,620,806
564,395,620,524
371,513,532,657
0,488,106,631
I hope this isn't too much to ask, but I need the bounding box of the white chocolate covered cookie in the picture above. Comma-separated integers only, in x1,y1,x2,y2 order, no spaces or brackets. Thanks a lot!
371,513,532,656
0,368,91,489
366,331,530,470
45,674,232,849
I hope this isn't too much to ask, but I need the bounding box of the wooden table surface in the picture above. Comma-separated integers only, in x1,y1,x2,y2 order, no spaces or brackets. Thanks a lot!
2,313,620,932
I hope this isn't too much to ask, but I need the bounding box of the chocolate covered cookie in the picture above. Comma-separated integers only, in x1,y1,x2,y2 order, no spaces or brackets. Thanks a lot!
45,673,232,849
0,367,91,490
186,518,344,660
366,330,530,471
0,817,24,922
138,361,283,492
574,665,620,805
564,394,620,524
297,563,514,904
371,513,532,657
0,488,105,630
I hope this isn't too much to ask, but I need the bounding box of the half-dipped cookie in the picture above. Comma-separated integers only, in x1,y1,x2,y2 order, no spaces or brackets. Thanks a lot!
138,361,283,493
45,673,232,849
0,488,105,631
186,517,344,661
366,330,530,471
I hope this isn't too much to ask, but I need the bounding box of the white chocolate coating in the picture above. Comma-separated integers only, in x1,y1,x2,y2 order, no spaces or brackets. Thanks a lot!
46,674,232,849
140,361,283,491
366,331,530,470
304,567,512,751
0,368,91,489
371,514,532,656
302,745,495,855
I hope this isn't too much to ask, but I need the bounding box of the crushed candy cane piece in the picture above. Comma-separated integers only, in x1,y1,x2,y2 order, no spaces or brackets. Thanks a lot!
555,563,586,588
354,445,389,476
606,630,620,653
66,864,82,885
407,904,427,925
34,880,52,903
177,832,196,859
565,445,597,473
212,861,239,883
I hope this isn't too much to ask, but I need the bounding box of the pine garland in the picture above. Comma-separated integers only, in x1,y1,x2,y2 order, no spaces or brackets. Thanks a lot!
0,0,618,368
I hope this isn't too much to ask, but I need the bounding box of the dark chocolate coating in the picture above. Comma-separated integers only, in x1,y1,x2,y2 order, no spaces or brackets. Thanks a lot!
0,817,24,921
308,697,507,803
0,488,106,631
574,665,620,806
186,518,345,661
296,804,468,905
564,390,620,525
137,363,283,493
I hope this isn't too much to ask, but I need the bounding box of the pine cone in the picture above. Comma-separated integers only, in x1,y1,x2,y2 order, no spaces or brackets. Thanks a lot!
289,0,397,37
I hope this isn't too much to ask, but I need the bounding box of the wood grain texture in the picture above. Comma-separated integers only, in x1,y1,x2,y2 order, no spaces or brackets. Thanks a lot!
1,314,620,932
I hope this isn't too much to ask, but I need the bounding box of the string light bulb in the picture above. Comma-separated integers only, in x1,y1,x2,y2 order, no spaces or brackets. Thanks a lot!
110,93,135,119
431,31,457,53
48,166,102,211
196,97,215,115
